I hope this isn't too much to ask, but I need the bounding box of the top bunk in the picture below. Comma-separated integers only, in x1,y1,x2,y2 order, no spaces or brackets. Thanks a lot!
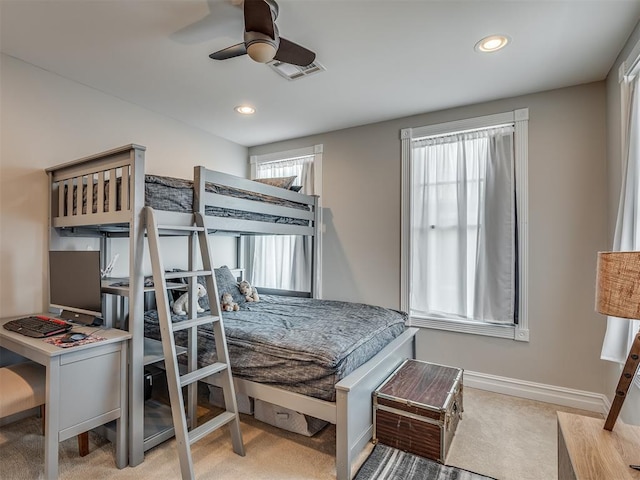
46,144,319,237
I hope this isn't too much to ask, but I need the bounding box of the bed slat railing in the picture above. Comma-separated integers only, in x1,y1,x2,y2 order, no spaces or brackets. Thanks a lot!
47,145,145,227
201,168,316,205
97,171,105,214
48,146,137,180
109,168,117,213
87,173,95,216
59,179,66,220
55,168,128,217
193,166,319,237
124,164,131,212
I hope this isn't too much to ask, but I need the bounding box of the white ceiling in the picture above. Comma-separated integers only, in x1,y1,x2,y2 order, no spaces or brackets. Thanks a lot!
2,0,640,147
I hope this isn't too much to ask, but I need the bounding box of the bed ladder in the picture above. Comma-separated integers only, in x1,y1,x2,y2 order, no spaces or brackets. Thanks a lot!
144,207,245,480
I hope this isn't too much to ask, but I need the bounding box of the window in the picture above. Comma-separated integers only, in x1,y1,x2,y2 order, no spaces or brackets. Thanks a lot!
401,109,529,341
247,145,323,296
601,50,640,388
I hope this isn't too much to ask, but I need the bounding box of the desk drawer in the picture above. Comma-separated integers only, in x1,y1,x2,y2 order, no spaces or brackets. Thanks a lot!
59,349,123,431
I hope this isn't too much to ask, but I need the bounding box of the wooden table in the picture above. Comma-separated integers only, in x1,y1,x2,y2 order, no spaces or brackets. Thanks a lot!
558,411,640,480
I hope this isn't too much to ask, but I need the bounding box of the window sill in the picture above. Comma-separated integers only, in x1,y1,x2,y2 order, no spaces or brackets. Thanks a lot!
408,315,529,342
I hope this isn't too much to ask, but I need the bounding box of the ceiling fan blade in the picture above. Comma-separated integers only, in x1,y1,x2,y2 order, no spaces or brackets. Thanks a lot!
273,38,316,66
244,0,275,39
209,42,248,60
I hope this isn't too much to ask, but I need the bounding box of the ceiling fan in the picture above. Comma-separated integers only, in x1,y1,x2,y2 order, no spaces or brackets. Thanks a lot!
209,0,316,67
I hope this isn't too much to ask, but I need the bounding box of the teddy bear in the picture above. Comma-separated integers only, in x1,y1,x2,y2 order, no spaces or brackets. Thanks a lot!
172,283,207,315
238,280,259,302
220,292,239,312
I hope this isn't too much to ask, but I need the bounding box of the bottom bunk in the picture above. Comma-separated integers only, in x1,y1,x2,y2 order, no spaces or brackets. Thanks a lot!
230,328,416,480
142,266,417,480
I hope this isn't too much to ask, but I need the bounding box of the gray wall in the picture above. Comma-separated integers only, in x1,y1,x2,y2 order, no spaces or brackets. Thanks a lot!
250,82,610,396
0,54,248,318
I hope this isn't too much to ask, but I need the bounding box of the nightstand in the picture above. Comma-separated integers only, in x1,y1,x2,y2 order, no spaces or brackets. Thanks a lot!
557,411,640,480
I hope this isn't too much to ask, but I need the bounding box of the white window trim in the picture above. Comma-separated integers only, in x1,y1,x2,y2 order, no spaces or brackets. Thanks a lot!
618,45,640,390
618,46,640,171
401,109,530,342
249,144,323,298
618,36,640,83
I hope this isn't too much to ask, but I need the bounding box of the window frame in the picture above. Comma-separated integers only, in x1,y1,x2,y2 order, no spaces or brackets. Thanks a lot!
249,144,323,298
400,109,530,341
617,47,640,389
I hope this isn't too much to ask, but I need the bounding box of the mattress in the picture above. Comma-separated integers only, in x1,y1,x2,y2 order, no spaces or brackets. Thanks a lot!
143,295,407,402
68,174,310,225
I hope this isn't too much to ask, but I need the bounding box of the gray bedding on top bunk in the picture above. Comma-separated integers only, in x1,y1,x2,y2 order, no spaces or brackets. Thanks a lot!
143,294,407,402
70,174,310,225
145,175,309,225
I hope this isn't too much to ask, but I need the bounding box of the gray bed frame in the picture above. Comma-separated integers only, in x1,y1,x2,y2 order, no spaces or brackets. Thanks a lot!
46,144,417,480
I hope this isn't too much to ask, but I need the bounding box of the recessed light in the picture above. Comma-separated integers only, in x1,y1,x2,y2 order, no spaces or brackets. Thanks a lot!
475,35,510,53
234,105,256,115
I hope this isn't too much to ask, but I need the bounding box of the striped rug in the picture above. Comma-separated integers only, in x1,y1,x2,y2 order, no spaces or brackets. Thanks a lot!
354,444,497,480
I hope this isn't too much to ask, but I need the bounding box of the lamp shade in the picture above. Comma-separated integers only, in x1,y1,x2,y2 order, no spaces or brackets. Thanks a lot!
596,251,640,319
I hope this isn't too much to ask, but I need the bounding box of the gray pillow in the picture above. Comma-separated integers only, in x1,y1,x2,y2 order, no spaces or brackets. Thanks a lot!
214,266,245,306
164,267,243,312
254,176,296,190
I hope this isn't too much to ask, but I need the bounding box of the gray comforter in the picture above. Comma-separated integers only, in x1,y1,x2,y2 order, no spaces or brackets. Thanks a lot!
144,295,407,401
145,175,310,225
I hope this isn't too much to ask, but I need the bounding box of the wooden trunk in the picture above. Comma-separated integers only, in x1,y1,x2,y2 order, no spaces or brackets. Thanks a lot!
373,359,463,463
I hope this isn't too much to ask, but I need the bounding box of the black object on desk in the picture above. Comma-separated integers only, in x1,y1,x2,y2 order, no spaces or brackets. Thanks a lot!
3,316,72,338
60,332,88,343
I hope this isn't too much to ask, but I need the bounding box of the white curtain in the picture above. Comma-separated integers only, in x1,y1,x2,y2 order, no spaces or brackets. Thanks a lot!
249,156,314,291
410,126,516,323
601,74,640,385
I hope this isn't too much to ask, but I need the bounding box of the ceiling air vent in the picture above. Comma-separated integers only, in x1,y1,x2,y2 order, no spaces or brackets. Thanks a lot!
268,60,326,80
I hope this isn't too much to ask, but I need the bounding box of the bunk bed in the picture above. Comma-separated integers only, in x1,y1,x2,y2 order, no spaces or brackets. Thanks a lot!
45,144,417,480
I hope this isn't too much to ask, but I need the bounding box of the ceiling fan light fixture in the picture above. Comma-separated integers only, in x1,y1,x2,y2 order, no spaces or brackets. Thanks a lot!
246,41,277,63
234,105,256,115
475,34,510,53
208,0,316,67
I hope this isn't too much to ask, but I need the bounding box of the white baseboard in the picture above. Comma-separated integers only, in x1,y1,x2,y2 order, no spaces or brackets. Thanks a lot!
464,370,610,415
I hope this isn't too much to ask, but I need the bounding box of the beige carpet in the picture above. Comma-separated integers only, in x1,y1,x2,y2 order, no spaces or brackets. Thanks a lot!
0,387,600,480
446,388,600,480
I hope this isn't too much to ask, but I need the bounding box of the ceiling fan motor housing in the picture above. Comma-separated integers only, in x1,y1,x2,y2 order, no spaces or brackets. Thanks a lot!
244,30,279,63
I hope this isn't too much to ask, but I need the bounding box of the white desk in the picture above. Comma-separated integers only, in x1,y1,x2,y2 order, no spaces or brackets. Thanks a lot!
0,316,131,479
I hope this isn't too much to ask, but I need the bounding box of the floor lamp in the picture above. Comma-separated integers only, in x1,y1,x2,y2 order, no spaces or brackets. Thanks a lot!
596,251,640,431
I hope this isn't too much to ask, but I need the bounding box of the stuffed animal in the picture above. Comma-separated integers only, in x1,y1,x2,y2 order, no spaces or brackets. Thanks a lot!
238,280,260,302
172,283,207,315
220,292,239,312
